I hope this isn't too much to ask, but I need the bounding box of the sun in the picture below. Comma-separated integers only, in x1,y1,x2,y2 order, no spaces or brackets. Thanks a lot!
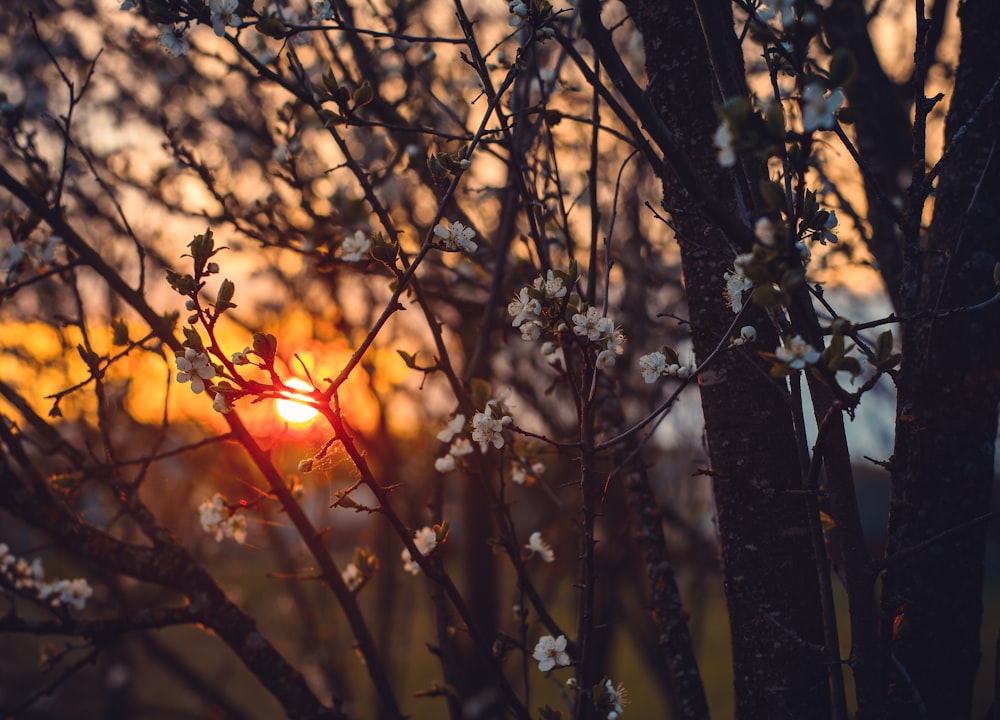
275,378,320,424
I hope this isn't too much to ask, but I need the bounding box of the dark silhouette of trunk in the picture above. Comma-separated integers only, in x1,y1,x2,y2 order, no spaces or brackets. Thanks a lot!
883,0,1000,717
608,2,831,716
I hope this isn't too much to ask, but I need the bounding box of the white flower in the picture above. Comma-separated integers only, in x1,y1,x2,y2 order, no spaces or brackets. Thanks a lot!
212,392,232,414
713,121,736,167
511,463,528,485
596,349,617,369
208,0,240,36
603,678,629,719
313,0,335,20
801,84,844,132
754,217,778,247
225,513,247,544
199,494,246,543
434,454,457,473
541,341,558,356
436,414,466,443
525,531,555,562
508,287,542,328
520,321,542,342
433,220,478,253
756,0,795,28
231,346,251,365
340,230,370,262
176,348,216,394
472,406,510,452
571,306,608,341
532,634,570,672
158,24,190,57
733,325,758,346
401,549,421,575
401,526,437,575
449,438,473,457
776,334,822,369
639,351,667,383
820,210,839,245
119,0,137,9
532,270,567,299
342,563,361,590
38,578,90,609
723,267,754,315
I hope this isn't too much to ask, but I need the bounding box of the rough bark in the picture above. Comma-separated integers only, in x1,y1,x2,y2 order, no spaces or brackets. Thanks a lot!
883,0,1000,716
603,2,831,716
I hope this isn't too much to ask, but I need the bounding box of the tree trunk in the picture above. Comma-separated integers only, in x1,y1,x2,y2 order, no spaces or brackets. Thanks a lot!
883,0,1000,716
613,2,832,716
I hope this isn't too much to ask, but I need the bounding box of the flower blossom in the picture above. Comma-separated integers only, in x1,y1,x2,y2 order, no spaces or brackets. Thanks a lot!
532,634,571,672
434,220,478,253
342,563,361,591
525,531,555,563
158,24,190,56
208,0,240,36
212,392,232,414
754,217,778,247
472,405,512,453
532,270,568,299
776,334,822,369
639,351,667,383
313,0,335,20
733,325,758,347
723,266,753,315
508,287,542,328
198,494,247,544
755,0,796,28
38,578,93,610
1,544,93,610
801,83,844,132
176,348,216,393
713,121,736,167
437,414,466,443
819,210,839,245
401,526,437,575
340,230,370,262
572,305,611,341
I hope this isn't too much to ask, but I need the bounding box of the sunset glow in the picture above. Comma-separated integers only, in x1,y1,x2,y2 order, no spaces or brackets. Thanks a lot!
275,378,320,424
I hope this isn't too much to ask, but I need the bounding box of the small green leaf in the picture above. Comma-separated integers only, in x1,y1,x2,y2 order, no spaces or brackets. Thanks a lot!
252,332,278,365
255,15,286,38
396,349,417,369
875,330,893,363
353,79,374,107
182,327,204,350
470,378,492,410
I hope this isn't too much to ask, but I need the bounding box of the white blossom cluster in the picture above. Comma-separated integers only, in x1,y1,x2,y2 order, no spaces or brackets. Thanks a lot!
0,543,93,610
340,230,371,263
401,526,437,575
434,414,475,472
510,459,546,486
471,394,514,453
1,234,61,284
723,264,754,315
571,306,625,369
637,350,694,384
508,269,568,342
198,494,248,544
776,334,821,369
433,220,478,253
341,563,362,590
524,531,554,563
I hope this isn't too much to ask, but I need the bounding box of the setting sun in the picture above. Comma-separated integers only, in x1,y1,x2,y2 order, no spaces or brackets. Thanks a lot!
275,378,320,424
